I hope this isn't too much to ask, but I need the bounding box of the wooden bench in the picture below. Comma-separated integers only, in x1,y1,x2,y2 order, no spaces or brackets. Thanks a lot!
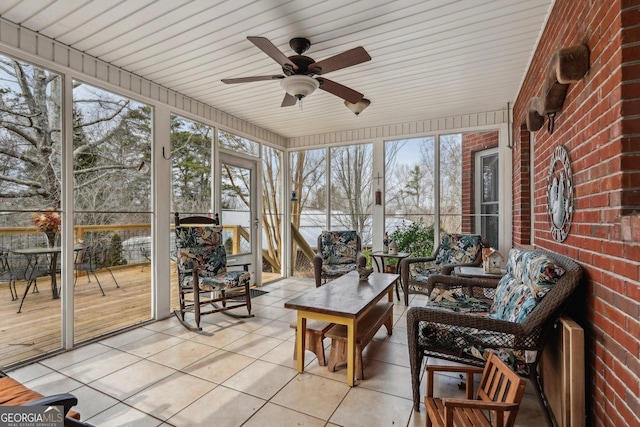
290,320,334,366
325,301,393,379
0,370,93,426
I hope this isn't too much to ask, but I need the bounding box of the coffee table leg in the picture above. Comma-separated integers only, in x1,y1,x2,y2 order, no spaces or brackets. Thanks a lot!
346,319,356,386
296,314,306,373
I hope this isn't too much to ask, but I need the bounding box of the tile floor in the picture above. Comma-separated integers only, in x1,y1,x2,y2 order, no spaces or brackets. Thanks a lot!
8,277,548,426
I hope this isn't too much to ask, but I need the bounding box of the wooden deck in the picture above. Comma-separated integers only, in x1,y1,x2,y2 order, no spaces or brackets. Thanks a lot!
1,263,281,368
0,263,163,367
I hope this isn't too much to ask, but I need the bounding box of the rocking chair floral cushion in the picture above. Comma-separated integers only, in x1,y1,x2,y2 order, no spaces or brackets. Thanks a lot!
176,226,250,291
174,219,252,331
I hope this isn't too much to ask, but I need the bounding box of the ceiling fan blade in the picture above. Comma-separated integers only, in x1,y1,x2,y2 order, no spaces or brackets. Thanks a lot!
316,77,364,104
309,46,371,75
247,36,298,71
281,93,297,107
221,75,283,84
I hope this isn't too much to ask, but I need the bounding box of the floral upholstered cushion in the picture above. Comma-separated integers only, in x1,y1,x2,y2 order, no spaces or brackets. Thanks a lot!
488,249,566,323
175,225,250,291
434,234,481,271
320,230,359,265
509,249,565,297
427,288,492,314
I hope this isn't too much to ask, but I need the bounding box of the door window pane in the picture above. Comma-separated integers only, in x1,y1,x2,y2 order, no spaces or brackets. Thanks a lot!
262,146,283,282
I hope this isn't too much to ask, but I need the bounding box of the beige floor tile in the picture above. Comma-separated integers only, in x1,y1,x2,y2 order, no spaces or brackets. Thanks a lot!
228,316,274,332
24,370,84,395
251,294,286,307
85,402,162,427
167,385,265,426
222,359,297,400
58,348,142,384
358,359,413,399
98,326,157,349
252,305,291,320
259,340,316,369
72,385,120,421
222,333,283,358
40,343,112,370
89,359,175,400
181,349,254,384
369,340,411,367
147,340,217,370
252,319,296,340
119,332,184,358
8,363,54,383
189,325,249,348
125,371,216,420
271,374,350,420
242,402,326,427
330,386,414,427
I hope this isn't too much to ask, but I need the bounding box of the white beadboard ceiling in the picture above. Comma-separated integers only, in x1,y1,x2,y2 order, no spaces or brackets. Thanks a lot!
0,0,552,140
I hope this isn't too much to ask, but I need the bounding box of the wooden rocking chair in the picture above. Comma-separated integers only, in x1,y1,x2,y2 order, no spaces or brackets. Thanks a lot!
173,212,253,331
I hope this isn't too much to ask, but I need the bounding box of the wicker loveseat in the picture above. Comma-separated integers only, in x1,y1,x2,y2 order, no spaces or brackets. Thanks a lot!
406,248,583,426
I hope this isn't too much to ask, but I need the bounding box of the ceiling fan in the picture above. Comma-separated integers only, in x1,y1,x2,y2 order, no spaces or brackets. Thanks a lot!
222,36,371,107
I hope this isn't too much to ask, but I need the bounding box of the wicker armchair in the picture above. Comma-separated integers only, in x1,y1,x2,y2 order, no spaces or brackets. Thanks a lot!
313,230,367,287
406,249,583,427
400,233,486,305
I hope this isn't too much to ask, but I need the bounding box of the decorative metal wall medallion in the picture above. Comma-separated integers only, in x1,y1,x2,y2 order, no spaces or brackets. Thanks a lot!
547,145,574,242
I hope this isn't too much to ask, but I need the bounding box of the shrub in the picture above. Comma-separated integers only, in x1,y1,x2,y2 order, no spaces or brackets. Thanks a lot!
389,220,434,258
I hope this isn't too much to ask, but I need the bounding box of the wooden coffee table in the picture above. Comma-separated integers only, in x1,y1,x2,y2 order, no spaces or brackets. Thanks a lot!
284,271,398,386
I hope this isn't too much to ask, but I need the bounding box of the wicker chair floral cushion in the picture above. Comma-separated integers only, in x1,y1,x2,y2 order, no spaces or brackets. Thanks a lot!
427,288,492,314
175,225,250,291
412,233,482,278
488,249,566,323
320,230,359,265
434,234,482,268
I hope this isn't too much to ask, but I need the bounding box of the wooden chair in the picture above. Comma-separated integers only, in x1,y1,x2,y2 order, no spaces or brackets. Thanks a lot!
1,370,95,427
400,233,485,305
424,352,526,427
174,212,253,331
407,249,583,427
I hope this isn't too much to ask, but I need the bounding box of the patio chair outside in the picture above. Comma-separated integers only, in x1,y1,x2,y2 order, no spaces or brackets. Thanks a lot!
313,230,367,288
174,212,253,331
400,233,485,305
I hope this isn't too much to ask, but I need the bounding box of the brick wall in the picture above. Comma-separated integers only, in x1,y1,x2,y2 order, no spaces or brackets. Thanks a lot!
512,1,640,426
460,131,499,233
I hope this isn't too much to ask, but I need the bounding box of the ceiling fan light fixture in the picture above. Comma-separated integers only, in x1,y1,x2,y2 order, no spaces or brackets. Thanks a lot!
281,75,319,99
344,98,371,115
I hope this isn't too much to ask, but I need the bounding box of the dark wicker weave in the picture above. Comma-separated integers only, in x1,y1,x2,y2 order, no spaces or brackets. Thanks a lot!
399,235,487,305
406,249,583,427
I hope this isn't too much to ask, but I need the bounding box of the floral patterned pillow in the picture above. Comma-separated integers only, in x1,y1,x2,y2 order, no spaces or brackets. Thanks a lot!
489,249,566,323
434,234,481,270
320,230,359,265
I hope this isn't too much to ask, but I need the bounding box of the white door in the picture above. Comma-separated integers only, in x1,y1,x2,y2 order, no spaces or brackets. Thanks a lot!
218,152,259,285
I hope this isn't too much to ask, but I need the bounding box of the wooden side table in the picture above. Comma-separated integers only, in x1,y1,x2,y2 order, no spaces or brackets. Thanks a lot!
371,251,410,301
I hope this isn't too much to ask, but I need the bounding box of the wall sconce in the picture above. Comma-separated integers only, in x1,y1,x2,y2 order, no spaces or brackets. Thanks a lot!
291,191,298,202
344,98,370,116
